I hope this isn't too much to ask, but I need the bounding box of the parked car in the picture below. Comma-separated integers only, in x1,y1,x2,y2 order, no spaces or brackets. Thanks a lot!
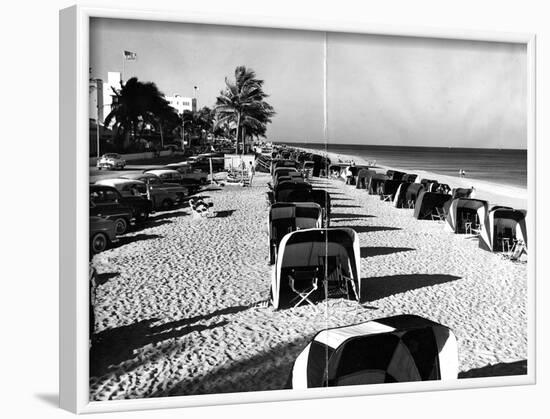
145,169,196,186
163,164,208,184
95,178,149,198
89,184,153,224
96,153,126,170
90,215,118,254
89,195,133,235
120,173,189,209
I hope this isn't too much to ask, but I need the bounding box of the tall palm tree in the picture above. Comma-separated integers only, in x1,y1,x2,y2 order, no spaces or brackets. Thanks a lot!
214,66,275,154
182,106,214,148
104,77,178,150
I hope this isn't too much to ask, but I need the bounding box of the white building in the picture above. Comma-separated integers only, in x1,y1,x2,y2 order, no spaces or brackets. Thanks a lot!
89,71,122,125
167,95,197,114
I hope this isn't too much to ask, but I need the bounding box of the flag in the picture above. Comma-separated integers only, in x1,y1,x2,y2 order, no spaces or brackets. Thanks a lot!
124,50,137,61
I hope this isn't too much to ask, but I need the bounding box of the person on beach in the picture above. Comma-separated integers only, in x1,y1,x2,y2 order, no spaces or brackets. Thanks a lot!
248,161,255,185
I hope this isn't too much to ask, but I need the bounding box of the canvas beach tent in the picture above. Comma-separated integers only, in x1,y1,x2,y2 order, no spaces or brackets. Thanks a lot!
393,182,411,208
311,189,332,226
479,208,527,252
413,191,453,220
289,314,458,389
368,174,389,195
271,228,361,310
404,183,425,208
451,187,473,199
386,170,407,181
271,159,298,175
402,174,418,183
274,181,312,202
444,198,489,234
378,179,403,200
268,203,323,264
356,169,375,189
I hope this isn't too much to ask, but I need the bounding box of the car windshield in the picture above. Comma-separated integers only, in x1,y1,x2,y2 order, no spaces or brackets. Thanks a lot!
104,154,120,159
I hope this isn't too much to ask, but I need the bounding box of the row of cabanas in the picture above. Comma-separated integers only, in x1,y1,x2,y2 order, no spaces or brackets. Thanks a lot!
262,148,460,388
347,167,527,254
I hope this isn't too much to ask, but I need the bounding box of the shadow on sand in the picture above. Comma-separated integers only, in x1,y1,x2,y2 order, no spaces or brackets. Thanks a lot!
130,219,173,233
151,210,189,221
360,273,461,301
90,305,251,377
113,234,163,249
158,336,313,397
458,360,527,378
330,213,375,220
360,247,415,258
332,204,362,209
94,272,120,286
214,209,236,218
346,225,402,233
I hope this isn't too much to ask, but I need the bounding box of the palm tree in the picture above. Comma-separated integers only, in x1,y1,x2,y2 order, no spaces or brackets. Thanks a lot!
214,66,275,154
104,77,179,150
182,106,214,148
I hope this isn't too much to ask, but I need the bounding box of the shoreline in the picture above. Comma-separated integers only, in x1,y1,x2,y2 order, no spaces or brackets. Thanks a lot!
295,146,527,210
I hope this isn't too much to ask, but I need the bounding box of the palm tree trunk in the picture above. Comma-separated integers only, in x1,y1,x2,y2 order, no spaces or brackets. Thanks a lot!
235,112,241,155
159,121,164,149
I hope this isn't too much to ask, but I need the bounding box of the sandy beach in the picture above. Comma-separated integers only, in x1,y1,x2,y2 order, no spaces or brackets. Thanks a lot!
90,157,527,400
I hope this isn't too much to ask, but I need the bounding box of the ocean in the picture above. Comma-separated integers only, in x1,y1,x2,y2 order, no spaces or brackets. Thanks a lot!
283,143,527,188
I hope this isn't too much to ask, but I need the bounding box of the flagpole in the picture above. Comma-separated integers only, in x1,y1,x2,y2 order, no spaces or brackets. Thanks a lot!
121,51,125,84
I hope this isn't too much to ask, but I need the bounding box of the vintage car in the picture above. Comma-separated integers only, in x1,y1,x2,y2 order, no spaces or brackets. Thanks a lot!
120,173,189,209
90,216,118,254
89,184,153,224
94,178,148,198
145,168,200,187
96,153,126,170
163,163,209,184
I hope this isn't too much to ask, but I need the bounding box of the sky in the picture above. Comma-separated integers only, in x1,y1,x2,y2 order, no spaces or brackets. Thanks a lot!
90,18,527,149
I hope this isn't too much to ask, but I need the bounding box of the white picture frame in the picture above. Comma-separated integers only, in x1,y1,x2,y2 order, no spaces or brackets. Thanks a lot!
59,4,536,414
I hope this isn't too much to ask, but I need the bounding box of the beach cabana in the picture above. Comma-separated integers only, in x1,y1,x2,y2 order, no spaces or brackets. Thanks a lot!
403,174,418,183
356,169,374,189
271,159,298,175
413,191,453,220
451,188,473,199
379,180,403,201
386,170,406,181
274,181,312,202
271,228,361,310
289,314,458,388
420,179,438,190
393,182,411,208
277,188,316,204
329,164,343,178
444,198,489,234
268,203,323,264
368,174,389,195
479,208,527,252
311,189,332,226
404,183,425,208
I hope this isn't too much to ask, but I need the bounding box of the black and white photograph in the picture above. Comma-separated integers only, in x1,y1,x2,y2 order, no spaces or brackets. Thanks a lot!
87,17,528,402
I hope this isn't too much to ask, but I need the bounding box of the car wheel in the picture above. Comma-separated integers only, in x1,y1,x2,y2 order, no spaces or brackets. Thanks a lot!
91,233,108,253
161,199,173,210
113,217,129,235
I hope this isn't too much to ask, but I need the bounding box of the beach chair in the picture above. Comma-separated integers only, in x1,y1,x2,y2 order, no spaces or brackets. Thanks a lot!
431,206,447,223
288,267,320,308
502,239,527,262
381,194,393,202
189,198,213,217
320,256,360,310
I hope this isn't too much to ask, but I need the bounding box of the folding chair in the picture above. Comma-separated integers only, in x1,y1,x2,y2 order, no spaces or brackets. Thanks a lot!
288,267,320,308
381,194,392,202
189,198,213,218
431,207,447,223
